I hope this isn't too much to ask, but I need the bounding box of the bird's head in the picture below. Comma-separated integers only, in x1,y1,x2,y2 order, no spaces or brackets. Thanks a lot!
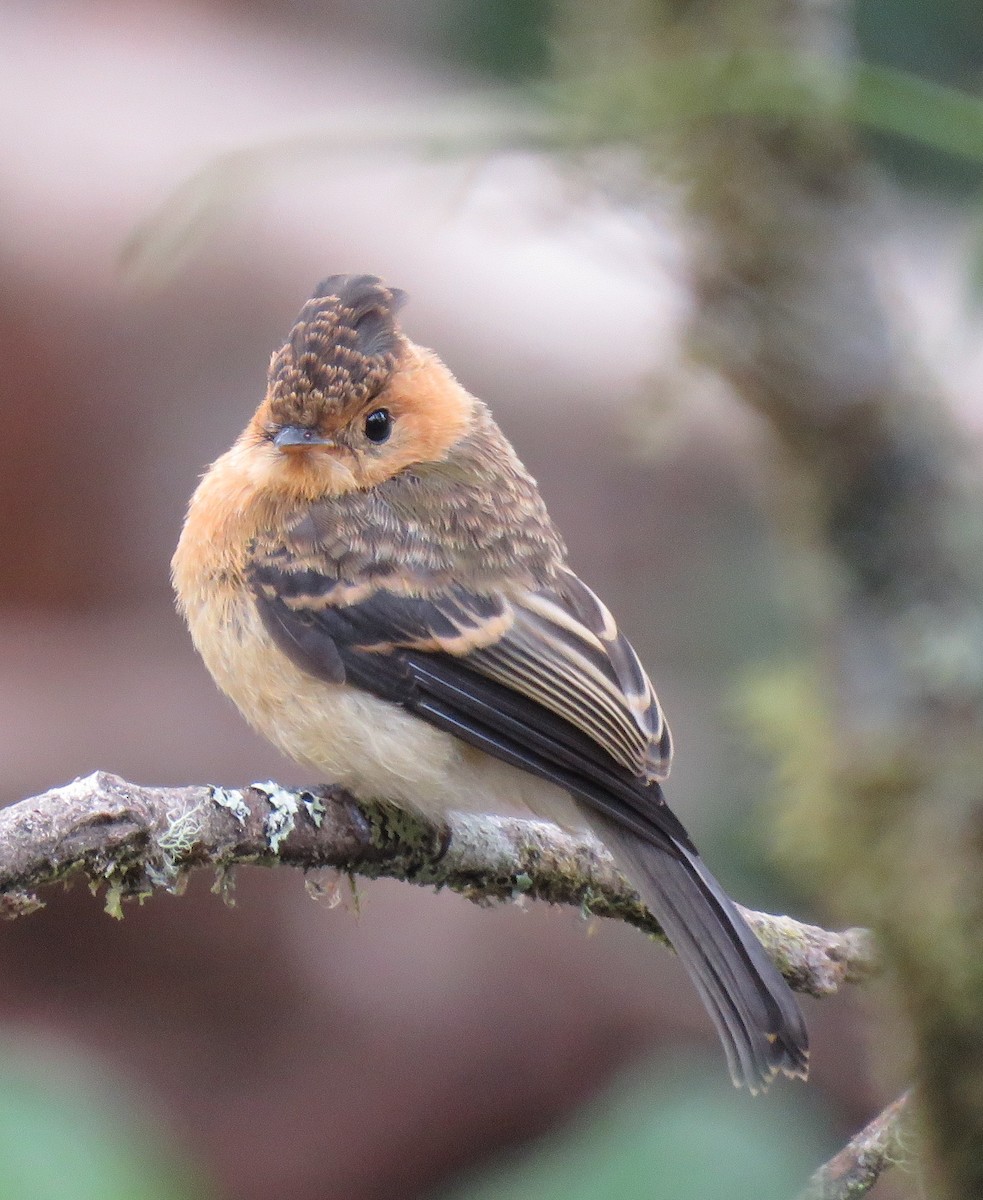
244,275,474,497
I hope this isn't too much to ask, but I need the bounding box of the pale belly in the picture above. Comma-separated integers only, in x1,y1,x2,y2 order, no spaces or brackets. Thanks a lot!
185,584,583,830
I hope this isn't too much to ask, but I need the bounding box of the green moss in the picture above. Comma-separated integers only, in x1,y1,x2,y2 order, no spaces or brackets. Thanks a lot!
348,798,447,888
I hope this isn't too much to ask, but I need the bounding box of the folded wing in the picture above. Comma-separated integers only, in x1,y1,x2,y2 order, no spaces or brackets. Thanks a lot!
247,553,808,1090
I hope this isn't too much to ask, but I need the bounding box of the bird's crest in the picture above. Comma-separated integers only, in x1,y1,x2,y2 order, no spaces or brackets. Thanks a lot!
267,275,407,428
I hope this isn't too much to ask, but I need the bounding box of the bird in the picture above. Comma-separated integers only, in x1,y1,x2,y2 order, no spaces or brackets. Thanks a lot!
172,273,808,1092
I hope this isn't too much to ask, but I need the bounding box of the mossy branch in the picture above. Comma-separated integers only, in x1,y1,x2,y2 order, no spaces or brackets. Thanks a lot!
800,1091,913,1200
0,771,874,997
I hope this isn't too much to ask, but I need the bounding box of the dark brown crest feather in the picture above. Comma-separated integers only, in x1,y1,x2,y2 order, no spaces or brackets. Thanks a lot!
267,275,407,428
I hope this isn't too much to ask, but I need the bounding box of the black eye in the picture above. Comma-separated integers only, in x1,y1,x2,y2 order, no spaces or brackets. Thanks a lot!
363,408,392,444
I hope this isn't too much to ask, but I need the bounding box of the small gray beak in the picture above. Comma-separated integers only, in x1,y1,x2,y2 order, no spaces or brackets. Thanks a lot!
273,425,334,450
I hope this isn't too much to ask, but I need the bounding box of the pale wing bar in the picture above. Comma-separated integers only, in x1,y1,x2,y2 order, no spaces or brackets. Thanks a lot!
465,571,672,781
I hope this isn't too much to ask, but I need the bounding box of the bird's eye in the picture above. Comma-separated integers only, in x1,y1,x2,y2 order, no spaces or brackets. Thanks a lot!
363,408,392,444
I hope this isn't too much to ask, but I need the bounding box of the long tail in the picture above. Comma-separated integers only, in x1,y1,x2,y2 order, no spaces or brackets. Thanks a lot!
587,811,809,1091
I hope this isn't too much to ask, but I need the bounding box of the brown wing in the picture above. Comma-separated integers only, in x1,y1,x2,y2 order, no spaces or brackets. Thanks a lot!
250,551,684,853
249,552,672,785
468,569,672,782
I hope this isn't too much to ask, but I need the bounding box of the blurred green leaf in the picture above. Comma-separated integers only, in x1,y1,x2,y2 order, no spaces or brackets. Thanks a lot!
445,0,552,81
853,0,983,189
435,1055,833,1200
0,1038,205,1200
555,52,983,162
851,64,983,164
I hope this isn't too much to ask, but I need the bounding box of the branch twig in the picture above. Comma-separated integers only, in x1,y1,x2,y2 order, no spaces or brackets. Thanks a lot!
799,1091,913,1200
0,772,875,997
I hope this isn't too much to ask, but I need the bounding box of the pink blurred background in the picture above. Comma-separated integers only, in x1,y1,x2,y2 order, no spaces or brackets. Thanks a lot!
4,1,973,1196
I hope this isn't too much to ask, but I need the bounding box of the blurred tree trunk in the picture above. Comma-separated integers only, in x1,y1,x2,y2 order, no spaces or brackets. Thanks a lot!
556,0,983,1195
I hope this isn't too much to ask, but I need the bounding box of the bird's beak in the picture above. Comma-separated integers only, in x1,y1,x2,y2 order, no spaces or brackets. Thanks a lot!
273,425,335,451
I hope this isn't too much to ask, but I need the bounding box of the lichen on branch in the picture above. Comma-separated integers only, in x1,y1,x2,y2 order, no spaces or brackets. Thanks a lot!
0,771,875,999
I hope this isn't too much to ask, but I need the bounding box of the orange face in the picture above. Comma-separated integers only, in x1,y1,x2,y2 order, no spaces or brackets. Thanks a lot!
244,343,474,499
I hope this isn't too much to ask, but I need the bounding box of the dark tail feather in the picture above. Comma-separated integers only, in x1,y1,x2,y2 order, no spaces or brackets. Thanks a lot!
588,812,809,1092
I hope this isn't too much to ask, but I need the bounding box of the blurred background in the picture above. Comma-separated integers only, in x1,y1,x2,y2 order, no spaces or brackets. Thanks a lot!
2,0,982,1197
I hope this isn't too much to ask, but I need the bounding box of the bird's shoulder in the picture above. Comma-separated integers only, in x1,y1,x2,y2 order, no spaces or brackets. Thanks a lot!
251,410,566,592
249,497,673,782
